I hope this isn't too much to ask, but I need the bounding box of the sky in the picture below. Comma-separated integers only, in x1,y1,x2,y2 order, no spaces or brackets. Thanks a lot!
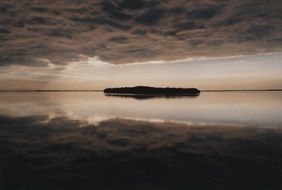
0,0,282,90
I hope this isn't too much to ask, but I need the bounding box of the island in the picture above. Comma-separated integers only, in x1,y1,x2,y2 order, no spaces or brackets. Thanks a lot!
104,86,200,97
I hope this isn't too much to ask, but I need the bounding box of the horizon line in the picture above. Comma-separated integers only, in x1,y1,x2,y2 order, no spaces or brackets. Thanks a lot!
1,89,282,92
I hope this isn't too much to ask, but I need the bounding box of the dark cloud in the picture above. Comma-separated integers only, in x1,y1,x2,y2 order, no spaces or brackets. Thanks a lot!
0,0,281,66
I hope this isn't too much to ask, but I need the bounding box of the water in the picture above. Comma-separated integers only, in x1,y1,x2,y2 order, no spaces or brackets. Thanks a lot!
1,91,282,128
1,91,282,189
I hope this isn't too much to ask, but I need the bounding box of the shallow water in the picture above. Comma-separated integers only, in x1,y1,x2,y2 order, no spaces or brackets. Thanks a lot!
0,91,282,127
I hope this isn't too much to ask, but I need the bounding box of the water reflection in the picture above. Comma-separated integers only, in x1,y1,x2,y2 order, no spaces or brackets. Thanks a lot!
0,92,282,127
105,93,199,100
1,115,282,189
1,92,282,189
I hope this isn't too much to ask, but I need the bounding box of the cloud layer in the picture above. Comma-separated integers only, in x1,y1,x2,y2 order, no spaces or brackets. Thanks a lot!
0,0,282,66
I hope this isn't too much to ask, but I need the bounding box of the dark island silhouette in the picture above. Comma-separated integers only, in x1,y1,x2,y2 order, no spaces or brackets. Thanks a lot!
104,86,200,96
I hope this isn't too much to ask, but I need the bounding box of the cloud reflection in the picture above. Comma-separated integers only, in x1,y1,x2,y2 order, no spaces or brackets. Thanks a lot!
1,115,282,189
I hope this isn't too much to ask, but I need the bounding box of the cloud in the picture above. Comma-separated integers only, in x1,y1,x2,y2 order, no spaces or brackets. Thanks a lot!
0,0,281,66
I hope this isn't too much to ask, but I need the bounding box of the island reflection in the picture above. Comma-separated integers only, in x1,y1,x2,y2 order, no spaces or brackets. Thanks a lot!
104,93,199,100
1,115,282,190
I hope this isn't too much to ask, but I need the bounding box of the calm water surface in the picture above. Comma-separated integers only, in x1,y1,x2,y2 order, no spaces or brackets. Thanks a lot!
0,91,281,127
2,92,282,190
